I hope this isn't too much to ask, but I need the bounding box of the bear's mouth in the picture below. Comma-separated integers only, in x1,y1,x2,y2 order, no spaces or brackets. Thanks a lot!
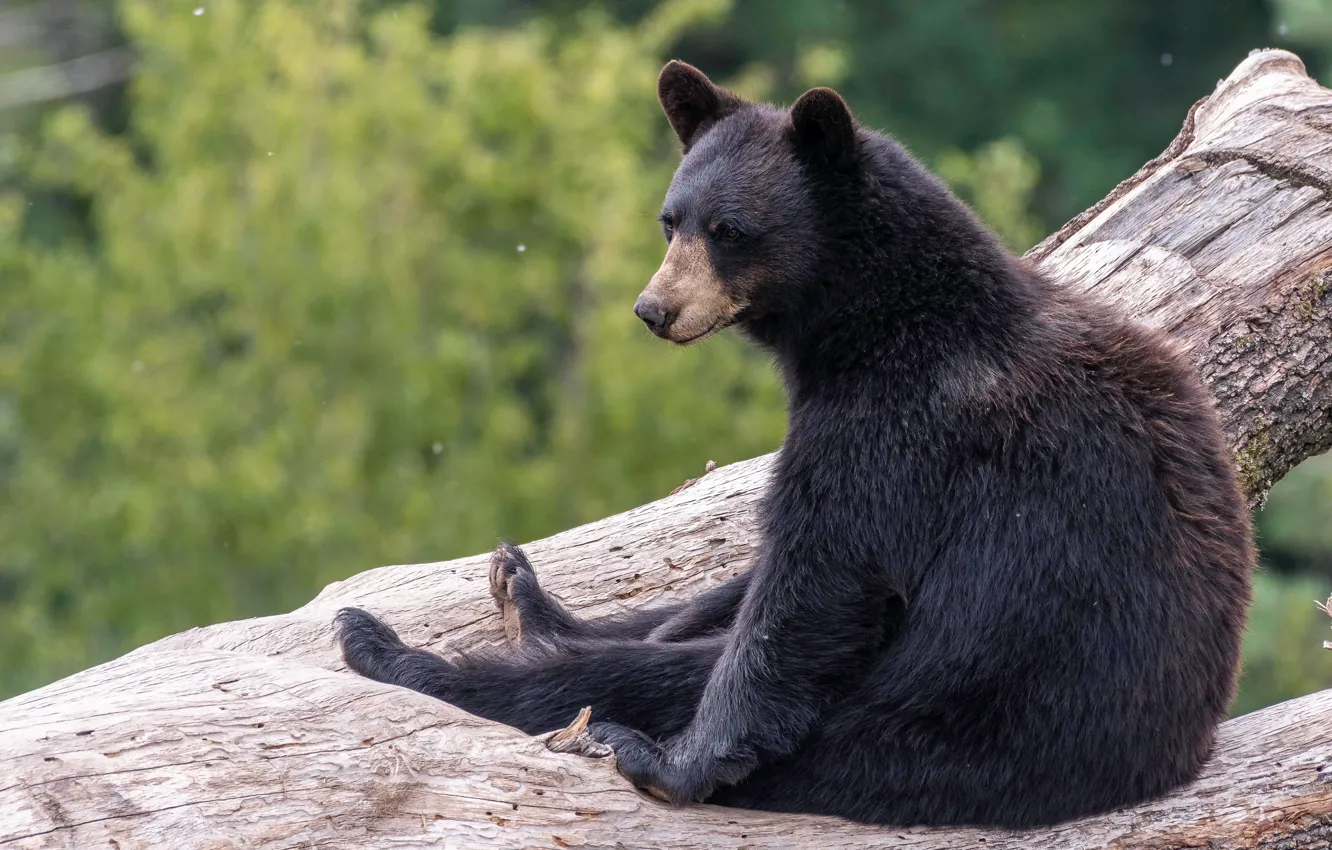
673,317,731,346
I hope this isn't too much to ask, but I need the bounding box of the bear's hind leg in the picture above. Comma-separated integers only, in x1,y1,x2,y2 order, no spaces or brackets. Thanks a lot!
488,542,583,645
489,542,749,646
335,606,720,738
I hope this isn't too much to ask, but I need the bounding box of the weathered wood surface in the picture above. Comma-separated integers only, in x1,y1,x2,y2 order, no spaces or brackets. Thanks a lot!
2,48,1331,850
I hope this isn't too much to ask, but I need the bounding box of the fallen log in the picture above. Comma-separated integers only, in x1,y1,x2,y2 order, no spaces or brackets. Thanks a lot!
2,48,1331,850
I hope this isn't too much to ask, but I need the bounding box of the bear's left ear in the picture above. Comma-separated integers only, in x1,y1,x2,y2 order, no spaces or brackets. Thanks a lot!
658,60,743,151
790,87,857,169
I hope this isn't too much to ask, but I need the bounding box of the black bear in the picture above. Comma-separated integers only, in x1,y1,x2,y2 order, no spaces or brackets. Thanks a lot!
334,61,1254,828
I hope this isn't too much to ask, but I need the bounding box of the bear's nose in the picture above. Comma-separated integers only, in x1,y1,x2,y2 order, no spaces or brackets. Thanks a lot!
634,297,676,337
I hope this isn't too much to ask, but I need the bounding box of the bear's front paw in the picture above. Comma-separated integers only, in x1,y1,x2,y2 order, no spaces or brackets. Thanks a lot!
587,722,708,805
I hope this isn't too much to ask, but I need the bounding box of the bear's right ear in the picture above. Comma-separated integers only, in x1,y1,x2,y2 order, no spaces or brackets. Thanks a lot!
790,87,857,169
658,60,743,151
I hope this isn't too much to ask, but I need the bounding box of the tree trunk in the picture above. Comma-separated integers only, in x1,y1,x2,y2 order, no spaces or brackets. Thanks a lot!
3,48,1331,850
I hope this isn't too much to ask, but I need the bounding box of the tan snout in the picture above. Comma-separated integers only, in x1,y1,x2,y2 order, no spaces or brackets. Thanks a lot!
634,237,741,345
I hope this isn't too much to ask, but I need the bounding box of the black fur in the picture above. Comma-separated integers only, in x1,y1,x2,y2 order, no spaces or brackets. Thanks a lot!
657,59,744,151
335,61,1254,828
488,541,748,645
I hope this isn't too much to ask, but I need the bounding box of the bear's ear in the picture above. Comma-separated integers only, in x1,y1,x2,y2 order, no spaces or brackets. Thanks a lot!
658,60,743,151
790,87,857,169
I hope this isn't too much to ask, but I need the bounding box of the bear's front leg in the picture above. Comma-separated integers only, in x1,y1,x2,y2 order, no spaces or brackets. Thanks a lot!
586,722,678,801
587,523,897,804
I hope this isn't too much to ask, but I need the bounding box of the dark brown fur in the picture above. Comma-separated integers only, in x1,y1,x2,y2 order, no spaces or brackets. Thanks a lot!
335,62,1254,827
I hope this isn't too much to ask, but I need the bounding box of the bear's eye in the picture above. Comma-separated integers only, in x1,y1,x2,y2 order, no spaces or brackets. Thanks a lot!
659,212,675,240
716,223,743,241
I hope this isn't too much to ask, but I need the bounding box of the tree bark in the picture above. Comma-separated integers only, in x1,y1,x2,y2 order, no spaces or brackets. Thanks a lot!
3,48,1331,850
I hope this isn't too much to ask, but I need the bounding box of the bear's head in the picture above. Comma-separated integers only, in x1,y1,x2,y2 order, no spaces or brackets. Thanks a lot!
634,61,858,346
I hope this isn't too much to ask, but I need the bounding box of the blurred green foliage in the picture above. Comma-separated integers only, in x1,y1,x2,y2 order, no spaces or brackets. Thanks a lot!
936,139,1042,251
415,0,1278,230
1274,0,1332,78
1234,570,1332,717
0,0,788,694
0,0,1327,716
1261,454,1332,576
